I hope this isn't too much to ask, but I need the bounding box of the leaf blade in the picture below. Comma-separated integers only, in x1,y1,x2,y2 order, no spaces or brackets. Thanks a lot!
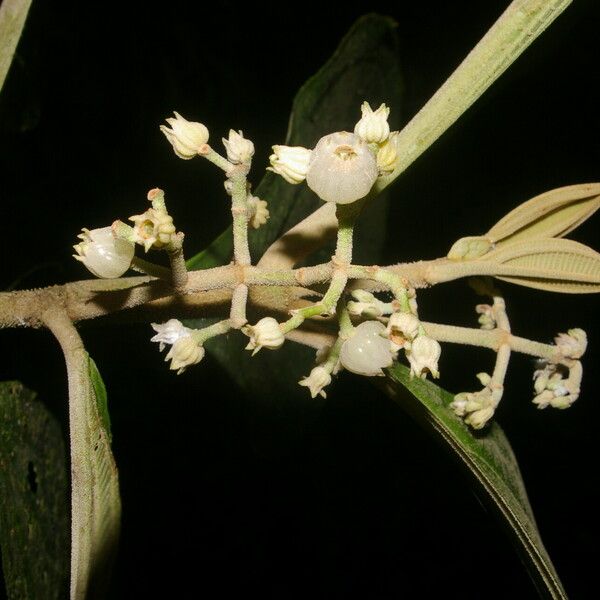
0,381,70,600
383,364,567,600
0,0,33,94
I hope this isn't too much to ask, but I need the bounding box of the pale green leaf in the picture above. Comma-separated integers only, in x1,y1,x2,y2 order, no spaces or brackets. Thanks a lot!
0,381,69,600
485,237,600,293
487,183,600,246
0,0,33,94
384,364,567,600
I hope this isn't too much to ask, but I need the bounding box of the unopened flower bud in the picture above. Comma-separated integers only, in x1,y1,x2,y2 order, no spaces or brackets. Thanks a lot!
299,366,332,399
340,320,393,376
160,112,209,159
267,145,312,184
247,196,270,229
244,317,285,355
73,226,135,279
464,406,495,430
354,101,390,144
376,132,398,174
555,328,587,360
406,335,441,379
222,129,255,164
306,131,378,204
165,336,204,374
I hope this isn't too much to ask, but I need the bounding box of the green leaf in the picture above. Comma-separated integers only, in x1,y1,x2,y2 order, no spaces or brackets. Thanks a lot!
68,351,120,600
383,364,567,600
187,14,403,394
0,0,33,94
0,381,69,600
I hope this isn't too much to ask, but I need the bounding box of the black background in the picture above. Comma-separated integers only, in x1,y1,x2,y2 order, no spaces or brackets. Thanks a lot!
1,0,599,598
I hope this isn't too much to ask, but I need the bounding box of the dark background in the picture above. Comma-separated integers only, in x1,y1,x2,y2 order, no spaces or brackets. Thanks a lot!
1,0,599,598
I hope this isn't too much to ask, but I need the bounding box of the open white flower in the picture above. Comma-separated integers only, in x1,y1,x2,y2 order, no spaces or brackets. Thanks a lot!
306,131,378,204
129,207,176,252
160,112,209,159
222,129,255,164
340,320,394,376
354,101,390,144
267,145,312,184
299,366,332,399
151,319,192,351
406,335,441,379
244,317,285,355
386,312,420,350
73,226,135,279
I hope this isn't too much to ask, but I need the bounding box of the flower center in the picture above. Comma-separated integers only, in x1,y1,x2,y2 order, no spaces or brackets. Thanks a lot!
334,144,357,160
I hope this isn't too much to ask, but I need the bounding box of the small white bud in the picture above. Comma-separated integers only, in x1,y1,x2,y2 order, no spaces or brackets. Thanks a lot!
340,320,393,377
247,196,270,229
73,226,135,279
267,145,312,184
406,335,441,379
160,112,209,159
376,132,398,174
299,366,332,399
555,328,587,360
151,319,192,351
244,317,285,355
464,406,495,430
475,304,495,330
165,336,204,375
129,207,176,252
222,129,255,164
354,101,390,144
306,131,378,204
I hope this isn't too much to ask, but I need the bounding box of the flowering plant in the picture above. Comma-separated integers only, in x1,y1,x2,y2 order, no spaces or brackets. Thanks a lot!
0,1,598,598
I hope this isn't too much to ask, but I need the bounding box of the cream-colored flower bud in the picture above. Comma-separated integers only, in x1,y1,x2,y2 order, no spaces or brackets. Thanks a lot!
464,406,495,430
354,101,390,144
299,366,332,399
222,129,255,164
244,317,285,355
267,145,312,184
151,319,192,351
160,112,209,159
376,132,398,174
247,196,270,229
165,336,204,375
73,227,135,279
386,312,420,349
555,328,587,359
475,304,495,330
129,208,177,252
340,320,393,376
306,132,378,204
406,335,441,379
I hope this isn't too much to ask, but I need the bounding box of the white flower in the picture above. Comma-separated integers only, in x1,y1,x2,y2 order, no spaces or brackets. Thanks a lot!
386,312,420,350
555,328,587,360
151,319,192,351
160,112,209,159
306,131,378,204
73,226,135,279
376,132,398,174
299,366,332,399
267,145,312,184
222,129,255,164
406,335,441,379
339,320,394,376
354,101,391,144
244,317,285,355
247,196,270,229
165,336,204,374
129,207,176,252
